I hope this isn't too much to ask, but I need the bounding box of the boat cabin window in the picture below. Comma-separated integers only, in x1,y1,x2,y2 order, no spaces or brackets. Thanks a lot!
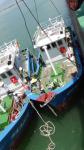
57,40,63,46
7,71,13,76
51,42,57,48
47,44,51,50
9,54,11,59
40,44,51,51
40,47,44,51
1,73,7,79
68,42,73,47
60,31,63,34
7,54,12,65
64,37,66,42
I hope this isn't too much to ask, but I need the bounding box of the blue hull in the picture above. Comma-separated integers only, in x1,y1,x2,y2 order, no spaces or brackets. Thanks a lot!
0,102,33,150
50,77,82,107
26,73,82,109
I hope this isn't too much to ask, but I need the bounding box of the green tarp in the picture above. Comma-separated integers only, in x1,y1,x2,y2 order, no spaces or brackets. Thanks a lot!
0,113,9,130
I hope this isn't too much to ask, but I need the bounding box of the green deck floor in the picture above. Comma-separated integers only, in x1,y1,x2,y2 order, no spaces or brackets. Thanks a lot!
0,113,9,130
0,96,12,130
18,85,84,150
3,96,12,111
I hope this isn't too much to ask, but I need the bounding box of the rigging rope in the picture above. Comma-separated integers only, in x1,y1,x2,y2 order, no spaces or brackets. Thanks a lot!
48,0,61,15
15,0,34,48
33,0,39,23
29,100,56,150
21,0,54,43
48,0,74,37
0,0,22,14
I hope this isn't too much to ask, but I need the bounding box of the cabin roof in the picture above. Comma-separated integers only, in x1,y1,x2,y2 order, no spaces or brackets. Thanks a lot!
33,16,65,48
0,40,19,74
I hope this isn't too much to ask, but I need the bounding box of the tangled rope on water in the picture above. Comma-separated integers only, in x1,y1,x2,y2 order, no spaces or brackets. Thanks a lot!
47,141,55,150
39,121,56,150
29,101,56,150
39,121,55,137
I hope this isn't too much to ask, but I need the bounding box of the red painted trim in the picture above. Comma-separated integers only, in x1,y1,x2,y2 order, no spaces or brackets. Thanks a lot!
37,91,55,103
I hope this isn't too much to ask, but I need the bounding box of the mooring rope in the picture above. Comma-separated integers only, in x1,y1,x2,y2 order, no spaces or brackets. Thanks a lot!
29,101,56,150
39,121,55,137
47,136,56,150
39,121,56,150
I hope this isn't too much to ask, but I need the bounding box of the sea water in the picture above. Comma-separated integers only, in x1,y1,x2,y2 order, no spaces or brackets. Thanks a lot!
0,0,84,150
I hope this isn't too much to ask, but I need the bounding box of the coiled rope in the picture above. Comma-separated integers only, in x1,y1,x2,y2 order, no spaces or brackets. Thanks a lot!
29,101,56,150
40,121,56,150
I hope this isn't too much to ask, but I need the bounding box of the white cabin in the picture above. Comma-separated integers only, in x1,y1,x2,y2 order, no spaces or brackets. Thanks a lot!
33,16,73,64
0,40,22,97
0,40,19,74
33,16,65,48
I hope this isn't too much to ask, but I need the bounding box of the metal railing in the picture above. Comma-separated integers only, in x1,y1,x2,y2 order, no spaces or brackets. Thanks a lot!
0,39,17,55
33,16,65,44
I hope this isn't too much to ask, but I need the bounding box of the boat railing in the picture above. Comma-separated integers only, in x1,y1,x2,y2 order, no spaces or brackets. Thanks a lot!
33,24,64,43
0,39,18,56
40,16,64,29
33,16,65,44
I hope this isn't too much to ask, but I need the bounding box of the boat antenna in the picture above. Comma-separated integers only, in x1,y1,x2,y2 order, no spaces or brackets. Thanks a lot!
15,0,34,48
33,0,39,23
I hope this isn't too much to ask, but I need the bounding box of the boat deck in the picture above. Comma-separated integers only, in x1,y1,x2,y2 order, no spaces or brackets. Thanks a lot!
0,96,12,131
31,57,77,93
0,91,27,131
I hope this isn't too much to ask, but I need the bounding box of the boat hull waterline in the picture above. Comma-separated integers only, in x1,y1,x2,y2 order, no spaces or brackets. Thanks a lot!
0,102,33,150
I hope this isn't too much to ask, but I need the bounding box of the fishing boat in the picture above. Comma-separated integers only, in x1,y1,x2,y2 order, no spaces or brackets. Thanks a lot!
0,40,32,150
23,15,83,109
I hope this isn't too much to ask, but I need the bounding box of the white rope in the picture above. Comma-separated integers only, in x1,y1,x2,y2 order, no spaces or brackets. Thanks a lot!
39,121,55,137
29,101,45,123
29,101,56,150
47,140,55,150
39,121,56,150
